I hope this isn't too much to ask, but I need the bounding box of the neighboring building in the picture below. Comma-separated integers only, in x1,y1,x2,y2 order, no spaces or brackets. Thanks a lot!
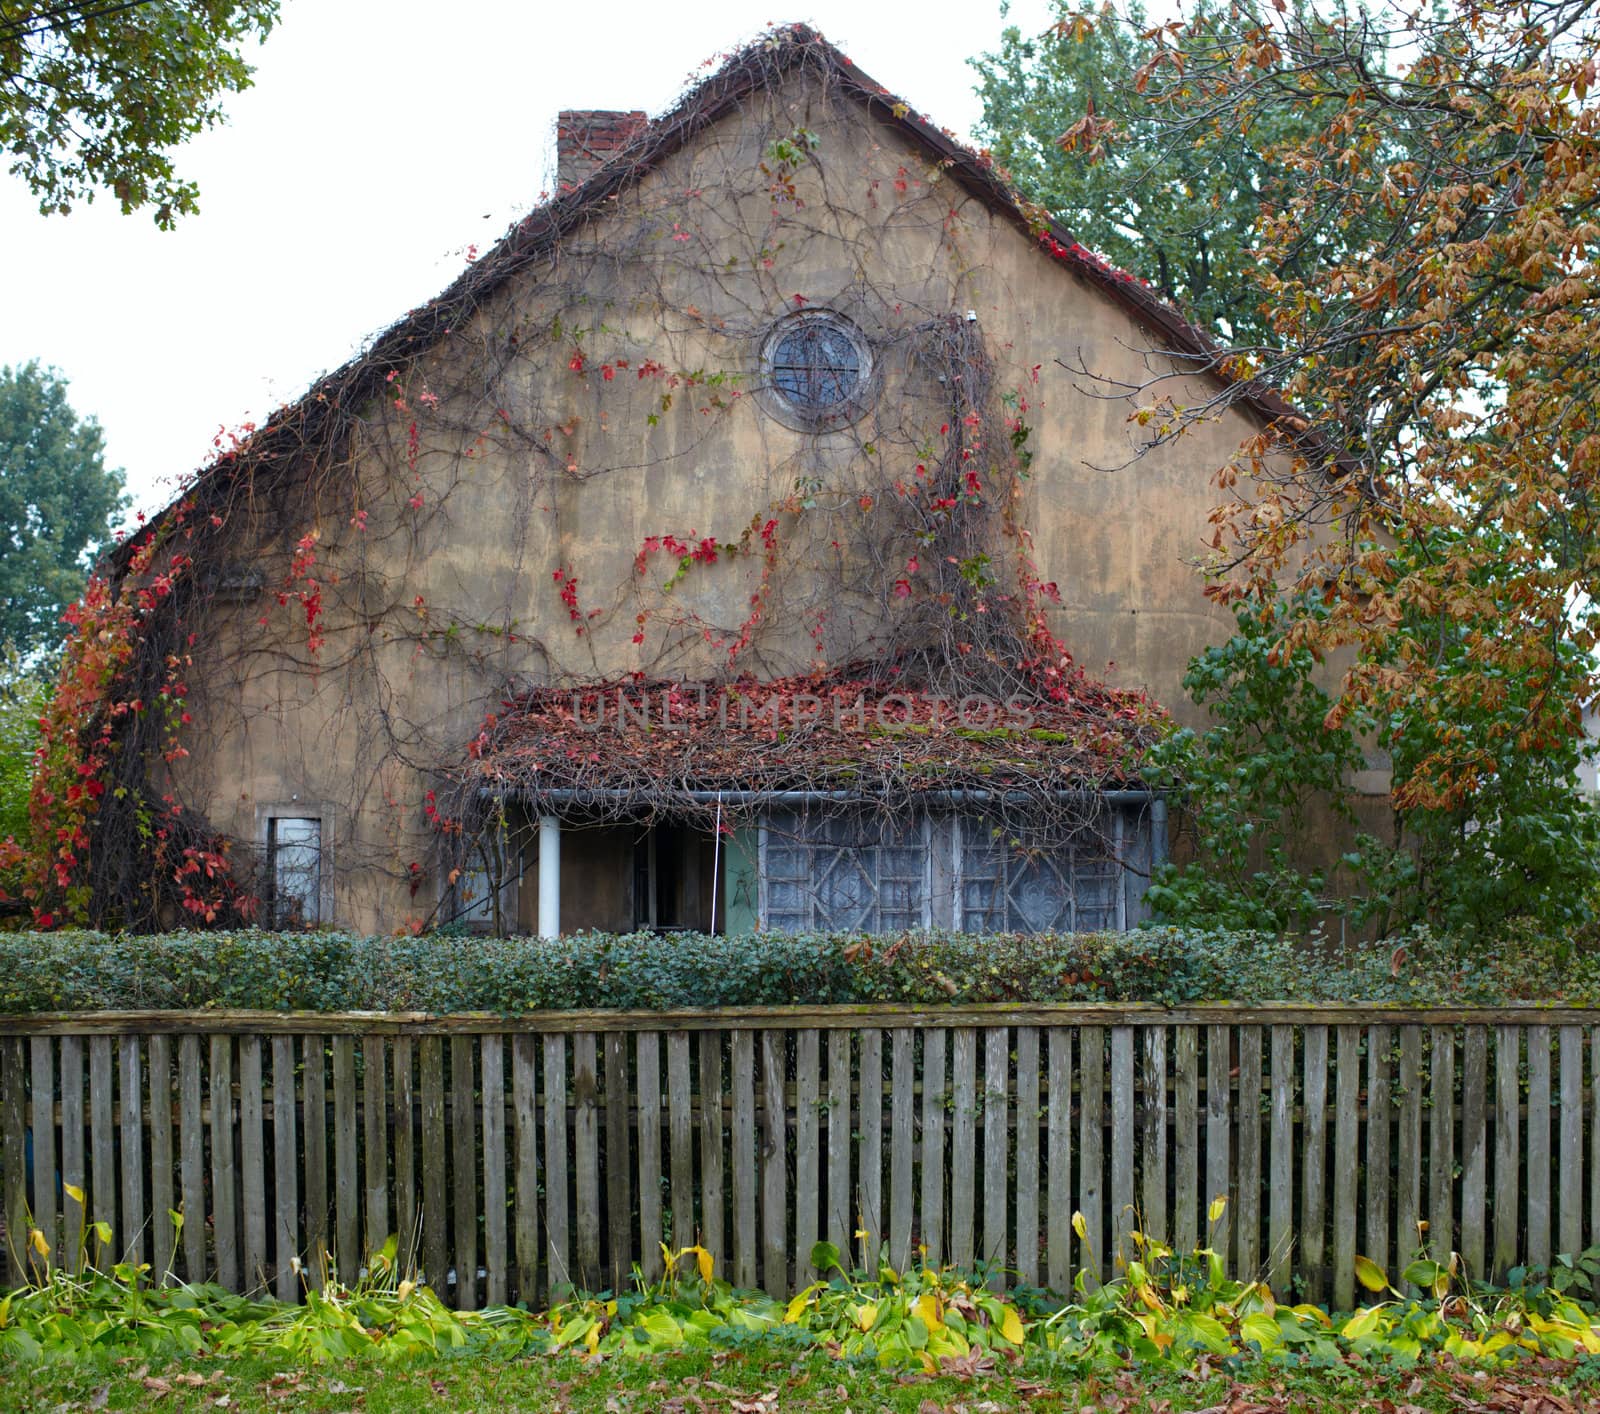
92,26,1310,936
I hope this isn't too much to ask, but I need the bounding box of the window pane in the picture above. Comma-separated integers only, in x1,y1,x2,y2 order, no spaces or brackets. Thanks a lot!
761,811,926,932
955,810,1149,934
271,817,321,927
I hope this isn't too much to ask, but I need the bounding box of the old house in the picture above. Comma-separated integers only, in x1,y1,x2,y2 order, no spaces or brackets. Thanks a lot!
70,26,1315,938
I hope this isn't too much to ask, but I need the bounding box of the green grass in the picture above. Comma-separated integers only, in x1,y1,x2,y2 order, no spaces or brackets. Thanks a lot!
8,1346,1594,1414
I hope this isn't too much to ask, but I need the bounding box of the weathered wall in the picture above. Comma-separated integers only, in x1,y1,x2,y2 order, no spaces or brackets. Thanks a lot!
172,65,1299,933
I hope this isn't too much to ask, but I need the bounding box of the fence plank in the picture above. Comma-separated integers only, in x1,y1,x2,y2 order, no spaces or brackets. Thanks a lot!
482,1035,508,1306
119,1035,145,1267
238,1036,264,1292
794,1029,820,1279
512,1034,539,1302
1429,1028,1453,1269
1462,1026,1488,1279
60,1035,84,1272
1366,1025,1391,1282
543,1035,570,1293
1269,1027,1292,1290
761,1029,787,1296
1175,1026,1199,1255
90,1036,116,1257
209,1036,237,1291
921,1028,947,1268
1206,1024,1231,1265
333,1035,359,1280
2,1038,23,1283
178,1035,205,1282
1079,1025,1104,1285
1142,1028,1168,1248
1332,1025,1360,1311
731,1029,756,1290
1111,1026,1134,1270
604,1031,631,1293
30,1038,56,1269
572,1033,599,1294
1397,1028,1422,1289
951,1028,976,1271
984,1027,1010,1284
698,1032,723,1265
825,1031,850,1251
271,1036,298,1300
451,1035,479,1310
1047,1028,1070,1292
362,1036,389,1263
1237,1026,1261,1279
1594,1027,1600,1252
1560,1027,1582,1259
1301,1026,1327,1305
420,1036,447,1293
391,1035,414,1275
666,1032,692,1264
858,1028,882,1274
1527,1026,1551,1269
1015,1027,1039,1287
1493,1026,1520,1281
892,1028,916,1274
633,1030,659,1286
302,1037,327,1287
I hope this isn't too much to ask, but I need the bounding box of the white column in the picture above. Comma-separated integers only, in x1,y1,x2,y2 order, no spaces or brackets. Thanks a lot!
537,815,561,939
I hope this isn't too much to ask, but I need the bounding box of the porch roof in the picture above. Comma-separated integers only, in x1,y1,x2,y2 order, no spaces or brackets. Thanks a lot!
458,671,1162,817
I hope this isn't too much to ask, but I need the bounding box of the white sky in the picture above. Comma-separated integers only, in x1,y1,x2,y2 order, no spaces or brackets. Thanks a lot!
0,0,1055,518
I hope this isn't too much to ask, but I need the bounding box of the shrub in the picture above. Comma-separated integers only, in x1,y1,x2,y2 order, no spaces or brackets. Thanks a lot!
0,924,1594,1014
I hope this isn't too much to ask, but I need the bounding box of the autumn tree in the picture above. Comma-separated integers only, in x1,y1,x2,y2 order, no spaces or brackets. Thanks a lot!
1054,0,1598,800
0,0,279,226
0,361,126,658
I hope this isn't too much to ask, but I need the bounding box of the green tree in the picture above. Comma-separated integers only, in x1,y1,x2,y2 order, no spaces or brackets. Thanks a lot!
970,1,1374,344
1143,594,1409,935
0,660,44,844
0,361,126,657
0,1,279,226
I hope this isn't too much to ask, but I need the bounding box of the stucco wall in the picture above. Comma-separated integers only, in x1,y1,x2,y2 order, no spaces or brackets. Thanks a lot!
171,67,1297,934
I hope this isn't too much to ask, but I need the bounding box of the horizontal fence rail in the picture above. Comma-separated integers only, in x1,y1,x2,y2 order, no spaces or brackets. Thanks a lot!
3,1005,1599,1310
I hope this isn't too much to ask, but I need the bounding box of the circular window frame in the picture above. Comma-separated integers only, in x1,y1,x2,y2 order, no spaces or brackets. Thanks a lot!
757,309,876,432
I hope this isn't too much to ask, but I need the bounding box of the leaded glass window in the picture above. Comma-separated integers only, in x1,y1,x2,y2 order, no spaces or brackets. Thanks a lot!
956,815,1130,933
761,811,929,932
760,311,872,426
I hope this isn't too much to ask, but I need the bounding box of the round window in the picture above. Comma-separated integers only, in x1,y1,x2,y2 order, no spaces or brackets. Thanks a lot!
759,311,873,428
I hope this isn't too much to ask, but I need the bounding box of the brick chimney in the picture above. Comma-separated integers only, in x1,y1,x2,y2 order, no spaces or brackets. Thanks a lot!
556,109,649,191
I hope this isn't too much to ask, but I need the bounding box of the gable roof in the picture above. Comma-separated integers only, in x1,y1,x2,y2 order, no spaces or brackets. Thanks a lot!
114,22,1299,574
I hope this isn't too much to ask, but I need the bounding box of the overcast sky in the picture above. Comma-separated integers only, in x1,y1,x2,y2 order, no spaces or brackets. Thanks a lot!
1,0,1055,518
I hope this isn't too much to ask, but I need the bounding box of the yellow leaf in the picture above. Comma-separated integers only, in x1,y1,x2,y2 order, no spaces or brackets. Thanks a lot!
1208,1195,1228,1224
1354,1254,1390,1293
62,1182,84,1206
913,1291,944,1331
28,1228,49,1260
855,1301,878,1332
999,1305,1026,1345
1071,1211,1088,1241
691,1245,714,1283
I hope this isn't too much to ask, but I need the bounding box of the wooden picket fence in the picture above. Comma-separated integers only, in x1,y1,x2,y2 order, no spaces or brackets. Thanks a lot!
3,1005,1600,1312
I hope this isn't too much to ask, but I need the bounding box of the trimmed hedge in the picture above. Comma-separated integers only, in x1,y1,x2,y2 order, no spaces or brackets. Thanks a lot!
0,924,1592,1014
